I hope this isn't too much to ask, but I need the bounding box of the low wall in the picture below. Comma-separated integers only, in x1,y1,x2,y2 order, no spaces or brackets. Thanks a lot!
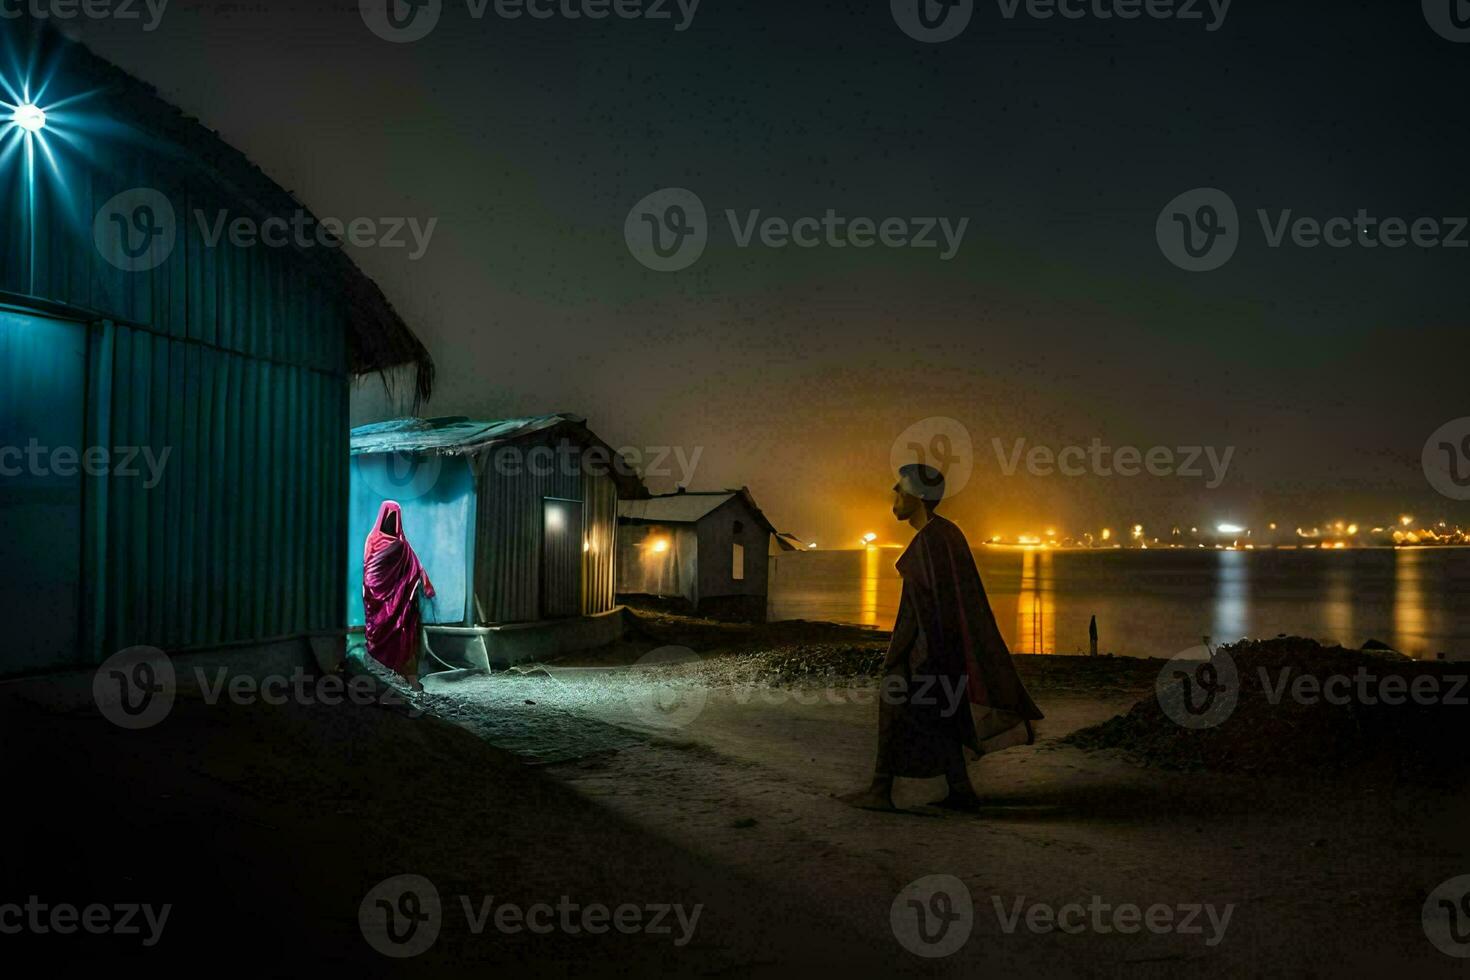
425,607,629,670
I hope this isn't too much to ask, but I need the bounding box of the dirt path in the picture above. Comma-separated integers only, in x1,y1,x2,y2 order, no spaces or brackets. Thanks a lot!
495,676,1469,977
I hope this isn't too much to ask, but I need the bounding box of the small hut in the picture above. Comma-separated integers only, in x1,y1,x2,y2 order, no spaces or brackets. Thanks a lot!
349,415,644,668
617,488,778,621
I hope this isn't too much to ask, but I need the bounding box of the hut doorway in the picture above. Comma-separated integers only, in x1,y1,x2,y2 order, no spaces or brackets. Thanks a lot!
541,497,583,618
0,310,86,672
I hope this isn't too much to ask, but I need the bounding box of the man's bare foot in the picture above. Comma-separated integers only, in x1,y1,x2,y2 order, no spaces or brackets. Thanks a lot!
928,791,983,812
837,788,898,812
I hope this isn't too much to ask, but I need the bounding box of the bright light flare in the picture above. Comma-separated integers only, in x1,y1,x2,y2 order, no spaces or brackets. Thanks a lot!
12,102,45,133
1217,523,1245,534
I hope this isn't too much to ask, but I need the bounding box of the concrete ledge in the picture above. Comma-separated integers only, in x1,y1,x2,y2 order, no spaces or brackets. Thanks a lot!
425,607,629,670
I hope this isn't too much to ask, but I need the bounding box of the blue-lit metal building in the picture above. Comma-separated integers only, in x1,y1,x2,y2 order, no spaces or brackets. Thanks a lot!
349,415,643,668
0,22,432,675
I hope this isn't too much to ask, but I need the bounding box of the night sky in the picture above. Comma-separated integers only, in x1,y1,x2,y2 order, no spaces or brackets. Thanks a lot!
64,0,1469,546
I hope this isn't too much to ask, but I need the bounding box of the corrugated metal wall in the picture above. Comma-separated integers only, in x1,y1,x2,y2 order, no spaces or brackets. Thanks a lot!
471,437,621,624
83,321,348,658
581,473,618,615
0,29,356,671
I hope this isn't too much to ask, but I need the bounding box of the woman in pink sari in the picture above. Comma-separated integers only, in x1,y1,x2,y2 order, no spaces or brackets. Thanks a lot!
363,500,435,689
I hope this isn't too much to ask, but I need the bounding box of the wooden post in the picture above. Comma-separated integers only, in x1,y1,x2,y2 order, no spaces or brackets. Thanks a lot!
1088,614,1098,657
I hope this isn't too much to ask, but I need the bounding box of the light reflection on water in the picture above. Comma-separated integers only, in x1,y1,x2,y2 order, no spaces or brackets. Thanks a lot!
1212,550,1248,648
1015,549,1055,655
766,546,1470,660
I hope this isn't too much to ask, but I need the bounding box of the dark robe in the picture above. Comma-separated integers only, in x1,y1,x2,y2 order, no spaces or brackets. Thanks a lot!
876,515,1043,778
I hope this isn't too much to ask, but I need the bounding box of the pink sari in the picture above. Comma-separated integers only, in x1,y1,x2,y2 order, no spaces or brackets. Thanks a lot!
363,501,435,680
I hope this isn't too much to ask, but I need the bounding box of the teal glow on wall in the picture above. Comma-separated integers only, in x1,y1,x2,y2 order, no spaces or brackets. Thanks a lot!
348,454,476,628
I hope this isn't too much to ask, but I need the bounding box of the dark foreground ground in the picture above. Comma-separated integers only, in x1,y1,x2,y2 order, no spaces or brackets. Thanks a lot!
2,609,1467,975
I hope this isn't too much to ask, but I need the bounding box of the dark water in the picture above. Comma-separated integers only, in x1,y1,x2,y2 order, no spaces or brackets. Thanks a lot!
768,547,1470,660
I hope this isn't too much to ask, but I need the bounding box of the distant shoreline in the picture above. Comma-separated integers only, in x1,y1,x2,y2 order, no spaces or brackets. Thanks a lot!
786,544,1470,554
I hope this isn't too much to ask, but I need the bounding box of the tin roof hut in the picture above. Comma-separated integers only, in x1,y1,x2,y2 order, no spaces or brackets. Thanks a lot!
617,488,778,622
349,415,644,668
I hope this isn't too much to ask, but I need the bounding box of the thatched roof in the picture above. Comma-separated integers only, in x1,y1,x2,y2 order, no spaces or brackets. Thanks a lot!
37,23,434,402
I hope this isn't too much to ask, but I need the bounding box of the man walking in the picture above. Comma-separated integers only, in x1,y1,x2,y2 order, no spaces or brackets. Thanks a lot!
844,463,1043,812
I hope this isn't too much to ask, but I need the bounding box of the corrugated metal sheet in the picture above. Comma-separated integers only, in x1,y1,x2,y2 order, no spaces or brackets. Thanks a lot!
473,440,581,623
351,414,579,456
469,437,623,624
84,320,348,659
581,473,618,615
